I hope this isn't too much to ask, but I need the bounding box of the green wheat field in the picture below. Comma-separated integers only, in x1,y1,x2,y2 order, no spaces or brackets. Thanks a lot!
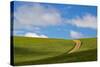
13,36,97,66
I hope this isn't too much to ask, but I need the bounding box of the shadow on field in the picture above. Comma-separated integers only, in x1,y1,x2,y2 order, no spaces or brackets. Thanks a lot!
14,47,53,55
14,49,97,66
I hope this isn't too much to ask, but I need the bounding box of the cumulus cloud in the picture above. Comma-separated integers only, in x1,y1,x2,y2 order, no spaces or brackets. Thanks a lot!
66,14,97,29
14,3,97,31
24,32,48,38
14,3,62,30
13,3,97,39
70,30,84,39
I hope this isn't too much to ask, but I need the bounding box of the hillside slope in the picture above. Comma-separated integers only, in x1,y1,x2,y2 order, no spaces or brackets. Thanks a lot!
13,37,97,66
13,36,74,65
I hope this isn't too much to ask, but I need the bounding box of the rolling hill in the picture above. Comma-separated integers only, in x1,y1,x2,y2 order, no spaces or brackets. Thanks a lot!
13,36,97,66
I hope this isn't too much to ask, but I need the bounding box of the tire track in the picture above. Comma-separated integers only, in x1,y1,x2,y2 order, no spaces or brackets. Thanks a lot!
68,40,81,54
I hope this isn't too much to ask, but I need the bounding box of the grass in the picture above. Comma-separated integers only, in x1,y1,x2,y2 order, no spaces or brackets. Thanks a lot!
16,49,97,65
13,36,74,65
79,38,97,51
13,36,97,66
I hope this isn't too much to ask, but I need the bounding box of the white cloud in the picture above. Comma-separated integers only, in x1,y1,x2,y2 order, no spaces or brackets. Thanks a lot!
14,3,62,30
70,30,84,39
66,14,97,29
24,32,48,38
14,3,97,31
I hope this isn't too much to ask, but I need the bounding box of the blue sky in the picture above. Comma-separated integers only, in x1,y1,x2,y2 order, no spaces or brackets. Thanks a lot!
12,1,97,39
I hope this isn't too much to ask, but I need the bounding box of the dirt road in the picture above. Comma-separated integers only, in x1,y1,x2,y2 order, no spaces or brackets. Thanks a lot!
68,40,81,54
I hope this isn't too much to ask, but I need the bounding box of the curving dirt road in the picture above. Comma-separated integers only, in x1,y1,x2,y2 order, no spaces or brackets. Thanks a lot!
68,40,81,54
